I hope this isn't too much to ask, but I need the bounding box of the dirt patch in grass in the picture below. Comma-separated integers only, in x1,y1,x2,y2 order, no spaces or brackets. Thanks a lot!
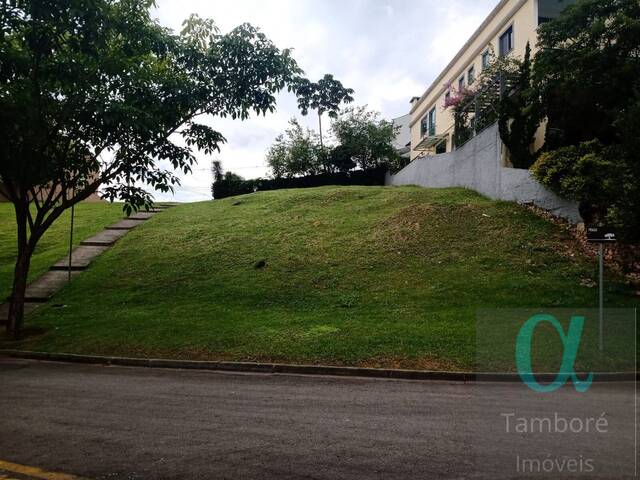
372,204,434,247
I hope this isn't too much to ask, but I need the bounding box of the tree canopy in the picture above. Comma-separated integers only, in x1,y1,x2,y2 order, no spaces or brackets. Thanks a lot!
266,119,324,178
331,106,402,172
294,73,354,146
0,0,303,336
534,0,640,150
531,0,640,241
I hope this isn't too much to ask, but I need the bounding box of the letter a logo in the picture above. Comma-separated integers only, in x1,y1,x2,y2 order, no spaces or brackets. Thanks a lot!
516,314,593,393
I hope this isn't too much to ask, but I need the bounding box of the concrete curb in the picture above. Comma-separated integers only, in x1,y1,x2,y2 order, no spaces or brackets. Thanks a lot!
0,350,636,382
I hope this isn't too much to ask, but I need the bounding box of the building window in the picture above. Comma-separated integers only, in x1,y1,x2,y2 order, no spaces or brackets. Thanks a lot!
428,107,436,136
538,0,576,25
499,26,514,57
420,114,428,137
458,76,465,91
482,50,490,70
420,107,436,137
435,137,447,154
468,65,476,85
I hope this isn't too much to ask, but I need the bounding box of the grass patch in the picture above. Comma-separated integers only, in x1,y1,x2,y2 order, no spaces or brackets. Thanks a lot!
0,202,125,300
1,186,637,370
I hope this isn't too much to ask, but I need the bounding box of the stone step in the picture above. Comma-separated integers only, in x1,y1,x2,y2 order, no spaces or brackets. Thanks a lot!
127,211,156,221
81,229,130,247
0,302,41,323
50,245,109,271
105,219,144,230
23,271,81,302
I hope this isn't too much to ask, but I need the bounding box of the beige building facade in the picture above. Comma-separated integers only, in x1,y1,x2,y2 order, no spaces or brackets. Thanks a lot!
409,0,575,160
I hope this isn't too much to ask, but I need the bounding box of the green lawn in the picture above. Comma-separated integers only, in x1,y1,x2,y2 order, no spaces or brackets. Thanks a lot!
2,186,637,370
0,202,125,300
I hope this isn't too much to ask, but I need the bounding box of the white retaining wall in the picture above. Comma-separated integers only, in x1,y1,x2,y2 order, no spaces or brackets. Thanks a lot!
385,123,581,223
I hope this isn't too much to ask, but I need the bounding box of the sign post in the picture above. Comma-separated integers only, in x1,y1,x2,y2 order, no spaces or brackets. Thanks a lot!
586,226,617,351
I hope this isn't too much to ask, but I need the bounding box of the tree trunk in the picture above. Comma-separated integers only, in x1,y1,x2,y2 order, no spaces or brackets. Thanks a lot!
7,203,32,339
318,112,323,149
7,247,32,339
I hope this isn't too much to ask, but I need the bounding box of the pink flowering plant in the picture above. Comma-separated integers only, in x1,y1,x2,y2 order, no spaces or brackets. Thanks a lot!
443,50,522,147
443,84,476,110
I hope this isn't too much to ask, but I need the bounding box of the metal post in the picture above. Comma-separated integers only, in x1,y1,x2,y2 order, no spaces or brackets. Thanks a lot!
68,203,75,283
598,243,604,351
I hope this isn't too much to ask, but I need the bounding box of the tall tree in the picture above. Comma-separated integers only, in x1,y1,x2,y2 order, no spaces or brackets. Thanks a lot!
498,42,541,169
534,0,640,150
531,0,640,242
295,74,354,148
0,0,301,337
331,106,402,172
266,119,324,178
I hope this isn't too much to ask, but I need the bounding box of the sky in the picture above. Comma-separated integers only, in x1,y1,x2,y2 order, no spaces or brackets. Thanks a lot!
151,0,497,201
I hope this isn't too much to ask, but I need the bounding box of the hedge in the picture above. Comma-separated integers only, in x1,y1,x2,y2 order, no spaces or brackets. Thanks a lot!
212,167,387,199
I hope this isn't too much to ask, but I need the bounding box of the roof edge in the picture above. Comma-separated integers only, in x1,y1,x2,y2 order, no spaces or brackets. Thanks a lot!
409,0,512,116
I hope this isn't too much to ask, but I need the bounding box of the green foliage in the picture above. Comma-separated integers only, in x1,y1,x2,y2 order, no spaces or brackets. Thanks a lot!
531,140,623,224
446,48,525,151
330,106,403,172
498,43,542,169
295,74,354,119
328,145,357,173
534,0,640,149
266,119,325,178
294,73,354,146
0,3,301,209
0,0,302,335
210,162,253,199
532,0,640,241
608,100,640,240
211,169,387,199
262,106,401,180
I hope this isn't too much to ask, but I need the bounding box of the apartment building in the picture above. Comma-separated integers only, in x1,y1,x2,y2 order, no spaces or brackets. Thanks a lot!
409,0,576,160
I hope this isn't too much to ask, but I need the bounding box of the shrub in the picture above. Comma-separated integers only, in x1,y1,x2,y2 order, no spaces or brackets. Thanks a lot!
531,140,623,226
212,168,387,199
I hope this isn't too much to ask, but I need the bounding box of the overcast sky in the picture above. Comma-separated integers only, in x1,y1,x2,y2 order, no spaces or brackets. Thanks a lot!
151,0,497,201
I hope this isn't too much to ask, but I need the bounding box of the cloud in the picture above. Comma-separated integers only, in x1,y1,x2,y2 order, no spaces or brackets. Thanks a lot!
150,0,496,201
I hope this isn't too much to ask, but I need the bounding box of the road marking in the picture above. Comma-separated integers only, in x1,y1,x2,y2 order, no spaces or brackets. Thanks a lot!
0,460,87,480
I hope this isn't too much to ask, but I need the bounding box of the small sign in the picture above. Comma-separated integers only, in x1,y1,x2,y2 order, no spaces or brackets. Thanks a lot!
586,226,617,243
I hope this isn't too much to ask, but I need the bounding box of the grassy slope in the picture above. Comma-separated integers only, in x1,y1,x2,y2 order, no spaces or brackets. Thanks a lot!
4,186,637,369
0,202,125,300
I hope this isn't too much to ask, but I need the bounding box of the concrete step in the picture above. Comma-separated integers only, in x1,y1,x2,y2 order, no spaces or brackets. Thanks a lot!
105,219,144,230
81,229,129,247
0,302,41,324
24,270,81,302
127,211,156,221
50,245,109,271
154,203,178,209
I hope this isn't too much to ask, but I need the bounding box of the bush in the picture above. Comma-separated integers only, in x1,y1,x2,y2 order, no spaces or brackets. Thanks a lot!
266,119,325,178
531,140,623,226
212,167,387,199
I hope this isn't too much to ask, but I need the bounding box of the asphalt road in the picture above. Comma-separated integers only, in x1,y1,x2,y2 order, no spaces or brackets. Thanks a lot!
0,358,636,479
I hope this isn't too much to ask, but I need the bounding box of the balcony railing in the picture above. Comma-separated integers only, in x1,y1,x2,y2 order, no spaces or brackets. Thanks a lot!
453,73,518,149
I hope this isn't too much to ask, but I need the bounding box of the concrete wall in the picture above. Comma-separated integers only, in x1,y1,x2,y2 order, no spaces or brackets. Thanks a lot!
386,123,581,223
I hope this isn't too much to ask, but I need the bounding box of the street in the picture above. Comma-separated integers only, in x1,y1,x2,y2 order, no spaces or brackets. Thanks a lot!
0,358,635,479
